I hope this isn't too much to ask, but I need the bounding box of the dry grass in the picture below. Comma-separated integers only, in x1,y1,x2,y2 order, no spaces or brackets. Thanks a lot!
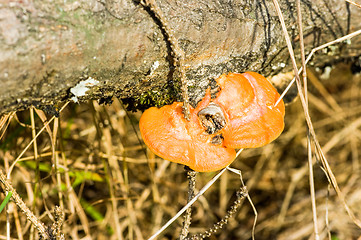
0,62,361,240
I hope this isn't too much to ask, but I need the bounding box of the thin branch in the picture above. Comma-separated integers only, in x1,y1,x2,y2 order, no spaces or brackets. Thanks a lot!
226,167,258,240
179,168,197,240
51,206,65,240
187,186,248,240
0,169,50,239
148,149,244,240
140,0,191,120
148,167,227,240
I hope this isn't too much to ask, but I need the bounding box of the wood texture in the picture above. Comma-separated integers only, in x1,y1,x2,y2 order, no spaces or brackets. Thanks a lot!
0,0,360,114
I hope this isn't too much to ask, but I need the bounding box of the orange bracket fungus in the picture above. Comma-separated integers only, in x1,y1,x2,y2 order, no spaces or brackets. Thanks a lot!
139,72,285,172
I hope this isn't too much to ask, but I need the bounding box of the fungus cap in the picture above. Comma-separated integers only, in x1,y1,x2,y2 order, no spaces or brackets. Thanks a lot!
139,72,285,172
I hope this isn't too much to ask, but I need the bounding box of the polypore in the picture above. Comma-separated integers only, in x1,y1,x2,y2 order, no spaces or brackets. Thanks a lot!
139,72,285,172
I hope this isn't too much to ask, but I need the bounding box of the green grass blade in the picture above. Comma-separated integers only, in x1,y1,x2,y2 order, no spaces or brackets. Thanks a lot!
0,191,12,214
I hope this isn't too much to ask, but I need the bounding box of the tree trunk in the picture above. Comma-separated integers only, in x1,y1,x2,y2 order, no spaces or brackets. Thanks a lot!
1,0,360,115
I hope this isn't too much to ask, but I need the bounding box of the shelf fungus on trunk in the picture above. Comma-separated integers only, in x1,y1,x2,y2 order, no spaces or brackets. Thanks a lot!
139,72,285,172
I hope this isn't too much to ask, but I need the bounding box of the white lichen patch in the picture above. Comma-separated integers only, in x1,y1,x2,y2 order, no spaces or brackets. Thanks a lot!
70,77,99,103
149,61,160,75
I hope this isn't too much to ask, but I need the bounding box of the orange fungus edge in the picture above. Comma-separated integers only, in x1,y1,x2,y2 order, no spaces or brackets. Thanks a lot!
139,72,286,172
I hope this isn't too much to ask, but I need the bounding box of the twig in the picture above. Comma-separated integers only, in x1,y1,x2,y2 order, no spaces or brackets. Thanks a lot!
0,168,50,239
187,187,248,240
148,167,227,240
185,167,256,240
139,0,191,120
180,168,197,239
50,206,65,240
148,149,243,240
227,167,257,240
296,0,319,239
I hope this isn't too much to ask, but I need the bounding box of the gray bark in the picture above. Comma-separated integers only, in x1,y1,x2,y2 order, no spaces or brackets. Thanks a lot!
0,0,360,115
